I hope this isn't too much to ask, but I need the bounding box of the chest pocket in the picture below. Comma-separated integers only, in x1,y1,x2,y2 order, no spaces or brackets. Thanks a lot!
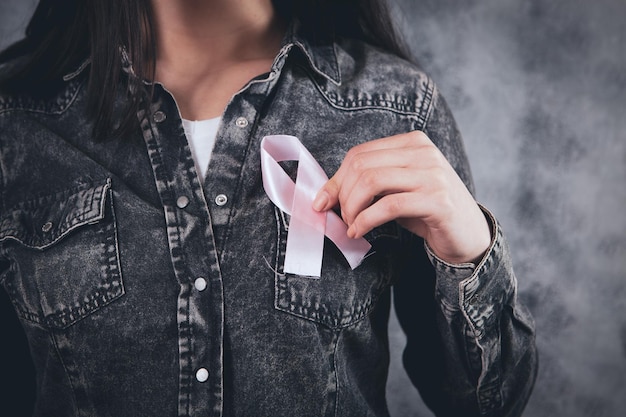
0,178,124,329
272,207,400,329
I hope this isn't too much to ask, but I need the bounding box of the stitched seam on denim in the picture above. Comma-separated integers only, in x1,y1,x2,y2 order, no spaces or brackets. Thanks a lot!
43,184,124,329
144,110,189,283
179,122,219,267
298,64,425,118
0,182,105,251
418,77,436,130
275,273,386,330
1,177,97,210
289,294,375,329
455,213,502,333
274,203,391,329
1,249,44,324
107,184,125,303
316,79,423,113
178,116,227,410
0,181,109,250
184,284,191,417
463,321,482,379
217,275,226,415
139,107,194,414
458,224,507,414
333,329,341,417
316,86,423,116
459,285,487,415
274,209,378,329
0,79,83,115
273,206,284,312
50,331,81,415
462,236,507,335
62,59,90,81
45,223,117,328
219,82,272,266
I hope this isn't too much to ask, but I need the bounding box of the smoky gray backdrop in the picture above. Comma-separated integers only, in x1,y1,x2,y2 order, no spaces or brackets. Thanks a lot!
1,1,625,416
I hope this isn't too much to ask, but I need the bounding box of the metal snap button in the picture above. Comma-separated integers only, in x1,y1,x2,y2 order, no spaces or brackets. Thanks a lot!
214,194,228,206
235,117,248,128
176,196,190,209
153,111,166,123
194,277,207,292
195,368,209,382
41,222,53,233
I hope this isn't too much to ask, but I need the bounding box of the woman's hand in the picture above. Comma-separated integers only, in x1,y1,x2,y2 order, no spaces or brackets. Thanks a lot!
312,131,491,265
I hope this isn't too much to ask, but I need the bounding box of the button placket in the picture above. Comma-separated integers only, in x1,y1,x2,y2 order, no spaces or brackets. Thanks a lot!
141,88,226,414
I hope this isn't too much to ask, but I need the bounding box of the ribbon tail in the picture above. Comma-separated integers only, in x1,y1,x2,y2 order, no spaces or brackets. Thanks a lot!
284,213,326,277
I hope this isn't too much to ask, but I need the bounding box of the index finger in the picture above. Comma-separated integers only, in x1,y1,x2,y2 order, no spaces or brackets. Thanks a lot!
312,131,428,212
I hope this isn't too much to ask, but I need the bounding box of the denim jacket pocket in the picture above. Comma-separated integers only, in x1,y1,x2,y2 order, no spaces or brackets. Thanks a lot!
0,178,124,329
272,207,396,330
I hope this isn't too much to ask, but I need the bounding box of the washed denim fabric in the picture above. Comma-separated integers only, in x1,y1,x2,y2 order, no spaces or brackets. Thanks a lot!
0,27,537,417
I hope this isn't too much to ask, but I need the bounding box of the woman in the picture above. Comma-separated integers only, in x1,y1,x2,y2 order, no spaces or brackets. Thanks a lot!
0,0,537,416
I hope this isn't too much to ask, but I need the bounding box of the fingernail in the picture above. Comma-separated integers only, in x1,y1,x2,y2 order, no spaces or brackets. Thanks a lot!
312,191,329,212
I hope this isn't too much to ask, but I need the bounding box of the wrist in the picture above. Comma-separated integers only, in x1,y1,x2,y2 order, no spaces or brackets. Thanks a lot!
427,203,494,266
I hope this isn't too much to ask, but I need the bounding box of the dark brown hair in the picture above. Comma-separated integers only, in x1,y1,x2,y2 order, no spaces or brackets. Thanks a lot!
0,0,408,140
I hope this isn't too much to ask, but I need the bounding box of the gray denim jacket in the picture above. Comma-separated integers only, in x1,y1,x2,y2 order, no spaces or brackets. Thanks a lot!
0,27,536,417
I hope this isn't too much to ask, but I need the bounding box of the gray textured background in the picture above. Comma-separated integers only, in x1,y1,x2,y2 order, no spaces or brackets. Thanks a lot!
1,1,625,416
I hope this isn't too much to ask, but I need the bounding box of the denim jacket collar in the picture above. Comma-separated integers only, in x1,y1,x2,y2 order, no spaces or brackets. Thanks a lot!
281,22,341,85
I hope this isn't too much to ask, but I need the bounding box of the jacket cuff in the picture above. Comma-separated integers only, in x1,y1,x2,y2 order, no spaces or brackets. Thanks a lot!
425,204,514,324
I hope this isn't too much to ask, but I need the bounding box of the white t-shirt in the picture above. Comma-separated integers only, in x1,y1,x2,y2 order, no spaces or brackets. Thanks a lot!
182,117,221,179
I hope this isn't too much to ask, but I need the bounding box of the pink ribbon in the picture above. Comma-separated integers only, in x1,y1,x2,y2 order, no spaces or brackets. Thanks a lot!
261,135,371,277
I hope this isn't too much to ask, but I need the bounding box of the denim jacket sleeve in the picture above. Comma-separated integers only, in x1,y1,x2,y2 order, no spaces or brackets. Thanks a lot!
393,89,538,417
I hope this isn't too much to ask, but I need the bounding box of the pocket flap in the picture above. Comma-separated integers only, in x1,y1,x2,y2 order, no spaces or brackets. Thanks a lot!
0,178,112,250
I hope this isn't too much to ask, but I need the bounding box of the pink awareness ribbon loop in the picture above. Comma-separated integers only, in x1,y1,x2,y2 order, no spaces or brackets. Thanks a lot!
260,135,371,277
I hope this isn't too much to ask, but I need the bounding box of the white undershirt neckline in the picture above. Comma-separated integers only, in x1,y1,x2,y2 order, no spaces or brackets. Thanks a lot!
182,117,221,179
